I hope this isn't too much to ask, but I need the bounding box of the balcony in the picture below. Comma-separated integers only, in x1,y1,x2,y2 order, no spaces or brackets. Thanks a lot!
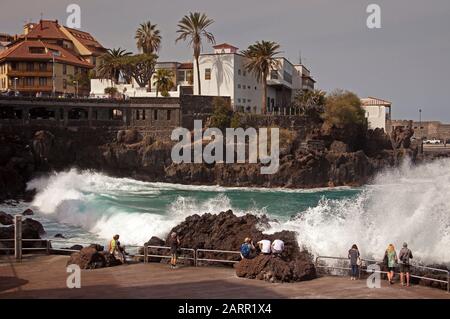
8,69,53,77
13,85,53,92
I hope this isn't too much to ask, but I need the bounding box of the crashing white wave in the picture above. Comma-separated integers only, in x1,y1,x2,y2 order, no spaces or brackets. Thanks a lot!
25,159,450,264
268,159,450,264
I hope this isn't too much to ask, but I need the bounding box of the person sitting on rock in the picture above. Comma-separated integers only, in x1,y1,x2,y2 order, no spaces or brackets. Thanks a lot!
257,239,272,255
109,234,127,264
240,237,256,259
271,239,285,257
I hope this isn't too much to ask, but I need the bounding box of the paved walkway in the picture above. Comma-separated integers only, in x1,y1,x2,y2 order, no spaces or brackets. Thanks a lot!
0,255,448,299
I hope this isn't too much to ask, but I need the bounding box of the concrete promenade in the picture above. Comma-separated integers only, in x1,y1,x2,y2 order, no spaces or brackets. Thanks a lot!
0,255,448,299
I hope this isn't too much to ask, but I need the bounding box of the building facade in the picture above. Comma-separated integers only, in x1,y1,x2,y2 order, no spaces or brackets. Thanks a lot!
0,20,106,96
390,120,450,141
193,43,315,113
361,97,392,131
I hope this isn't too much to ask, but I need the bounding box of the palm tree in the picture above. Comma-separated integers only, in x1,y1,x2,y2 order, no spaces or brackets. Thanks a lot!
98,48,132,84
153,69,175,97
241,41,281,114
135,21,162,54
176,12,215,95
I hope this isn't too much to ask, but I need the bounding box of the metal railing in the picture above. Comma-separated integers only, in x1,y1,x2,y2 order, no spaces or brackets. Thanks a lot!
315,255,450,293
135,245,196,264
195,249,241,266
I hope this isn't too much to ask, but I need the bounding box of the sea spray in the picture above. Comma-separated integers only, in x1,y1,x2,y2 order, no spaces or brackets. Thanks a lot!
24,159,450,264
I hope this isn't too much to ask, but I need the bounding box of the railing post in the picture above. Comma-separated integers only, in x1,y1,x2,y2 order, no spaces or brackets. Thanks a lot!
144,244,148,264
194,249,197,267
447,272,449,294
14,215,22,262
46,240,51,255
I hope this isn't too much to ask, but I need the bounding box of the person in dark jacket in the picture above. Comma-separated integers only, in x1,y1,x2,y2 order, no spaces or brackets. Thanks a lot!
348,244,361,280
169,232,181,269
399,242,413,287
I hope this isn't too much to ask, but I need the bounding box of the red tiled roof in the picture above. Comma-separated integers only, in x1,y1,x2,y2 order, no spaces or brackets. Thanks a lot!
0,40,94,68
178,62,193,69
213,43,238,50
362,97,392,106
64,26,106,54
25,20,70,41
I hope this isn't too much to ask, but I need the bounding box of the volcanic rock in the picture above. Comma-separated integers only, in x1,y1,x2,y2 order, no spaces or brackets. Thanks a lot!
54,233,66,239
22,208,34,216
0,211,13,225
66,244,121,269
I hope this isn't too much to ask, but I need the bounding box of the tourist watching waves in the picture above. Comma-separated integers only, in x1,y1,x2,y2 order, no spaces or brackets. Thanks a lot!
240,237,256,259
271,239,285,257
399,242,414,287
109,234,127,264
169,232,181,269
383,244,398,285
348,244,361,280
257,239,271,255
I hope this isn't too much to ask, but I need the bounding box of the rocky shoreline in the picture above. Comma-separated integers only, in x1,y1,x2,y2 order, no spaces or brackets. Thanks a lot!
0,122,436,201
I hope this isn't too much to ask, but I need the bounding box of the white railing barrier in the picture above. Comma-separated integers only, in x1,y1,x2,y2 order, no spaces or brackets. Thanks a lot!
195,249,241,267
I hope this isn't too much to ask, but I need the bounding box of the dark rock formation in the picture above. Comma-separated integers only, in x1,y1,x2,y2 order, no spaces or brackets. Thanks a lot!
162,210,316,282
54,233,66,239
0,218,47,253
66,245,121,269
22,218,45,237
139,236,166,262
22,208,34,216
0,211,14,225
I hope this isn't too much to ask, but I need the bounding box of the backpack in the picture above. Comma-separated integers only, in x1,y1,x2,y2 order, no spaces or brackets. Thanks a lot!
401,249,411,264
240,243,251,258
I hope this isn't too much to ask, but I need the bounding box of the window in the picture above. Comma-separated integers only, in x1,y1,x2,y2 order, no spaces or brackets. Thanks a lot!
243,98,246,103
39,77,47,86
270,70,278,79
63,64,67,75
178,70,186,82
238,69,241,75
26,62,34,71
248,86,251,89
237,84,241,89
11,62,17,70
29,47,45,54
39,63,47,71
25,77,34,86
204,68,211,80
242,85,246,90
237,98,241,103
255,86,257,90
243,71,246,76
154,109,158,120
63,79,67,89
167,110,171,121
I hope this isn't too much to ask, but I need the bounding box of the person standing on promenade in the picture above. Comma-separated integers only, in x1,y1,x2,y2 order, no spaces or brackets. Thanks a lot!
169,232,181,269
399,242,413,287
383,244,398,285
348,244,361,280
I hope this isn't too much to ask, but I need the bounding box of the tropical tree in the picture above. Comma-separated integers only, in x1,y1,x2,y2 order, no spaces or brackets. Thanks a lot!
241,41,281,114
293,89,326,122
176,12,215,95
104,86,118,98
153,69,175,97
135,21,162,54
120,53,158,88
97,48,132,84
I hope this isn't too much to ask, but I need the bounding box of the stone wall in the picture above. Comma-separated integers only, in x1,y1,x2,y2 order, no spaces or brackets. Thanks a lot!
390,119,450,140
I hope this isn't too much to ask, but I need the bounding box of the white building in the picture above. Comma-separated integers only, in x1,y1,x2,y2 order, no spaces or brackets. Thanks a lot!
361,97,392,131
194,43,316,113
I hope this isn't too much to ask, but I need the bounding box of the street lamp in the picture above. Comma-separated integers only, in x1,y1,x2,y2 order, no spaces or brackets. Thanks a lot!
419,108,423,154
14,77,18,93
73,80,78,98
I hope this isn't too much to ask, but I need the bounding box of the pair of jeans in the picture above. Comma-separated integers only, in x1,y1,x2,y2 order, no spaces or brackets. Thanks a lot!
351,265,359,277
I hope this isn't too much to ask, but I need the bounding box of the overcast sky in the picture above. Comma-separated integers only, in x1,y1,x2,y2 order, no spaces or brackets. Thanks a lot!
1,0,449,121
